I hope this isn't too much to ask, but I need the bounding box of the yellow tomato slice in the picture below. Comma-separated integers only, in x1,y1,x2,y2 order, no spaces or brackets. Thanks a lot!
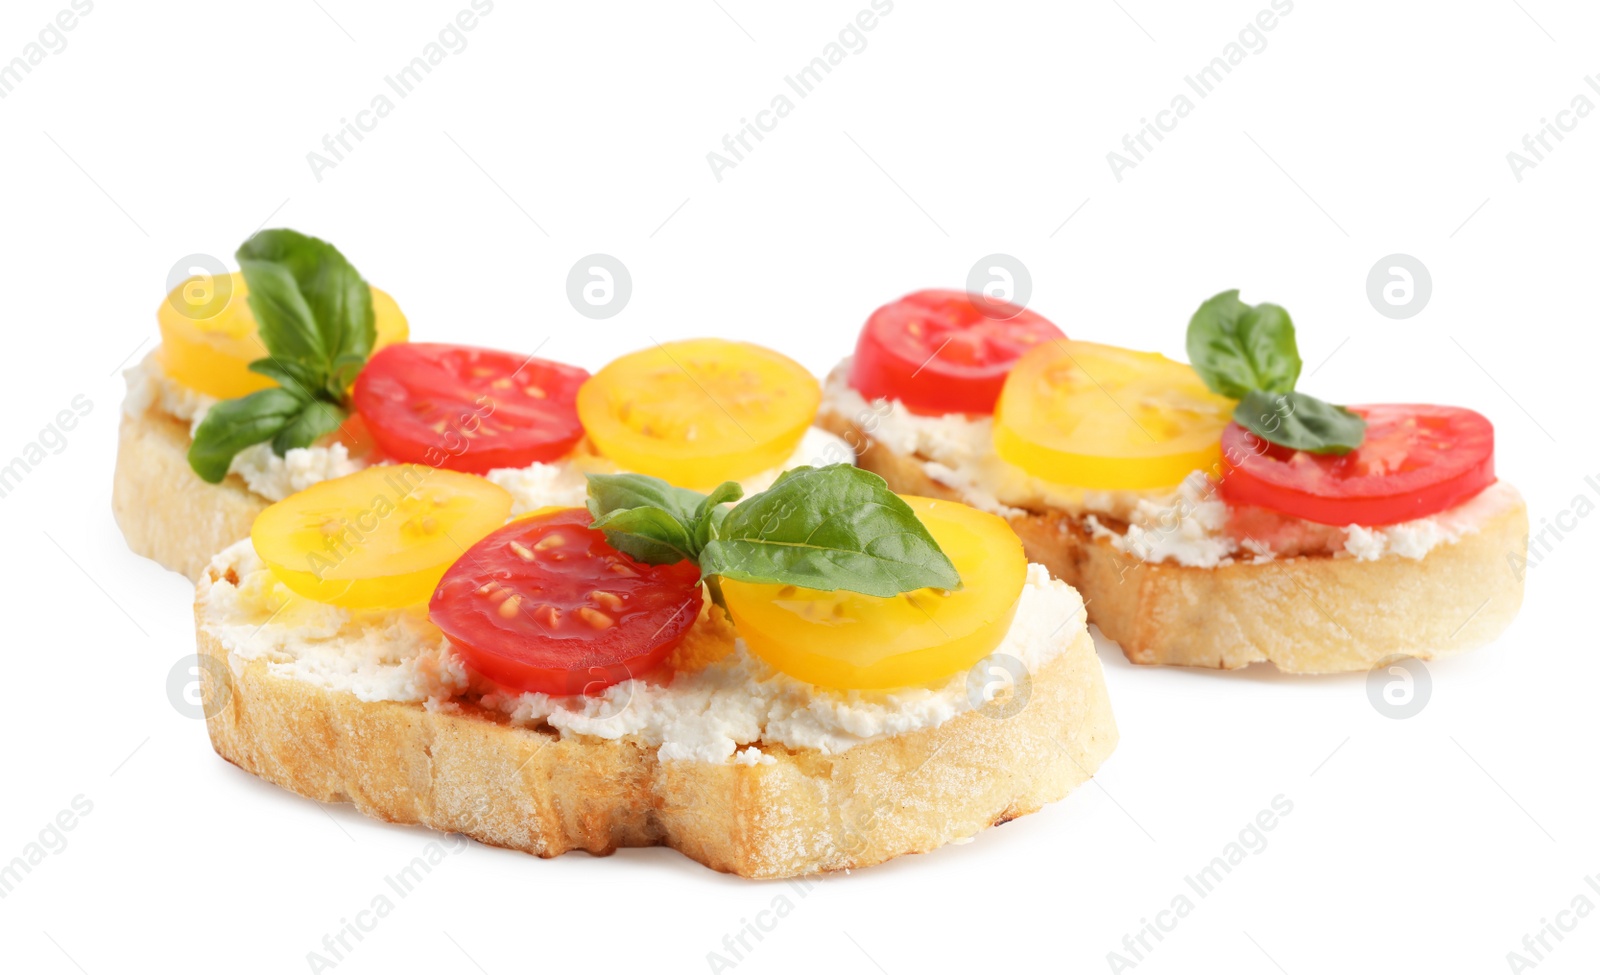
721,496,1027,690
251,466,510,609
993,340,1235,491
158,271,409,399
576,339,821,491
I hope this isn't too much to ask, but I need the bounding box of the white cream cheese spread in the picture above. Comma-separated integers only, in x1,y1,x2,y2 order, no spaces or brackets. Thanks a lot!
822,360,1518,568
198,542,1086,764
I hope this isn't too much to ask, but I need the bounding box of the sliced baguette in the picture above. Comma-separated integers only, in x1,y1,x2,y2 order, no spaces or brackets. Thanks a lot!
113,400,266,580
195,565,1118,879
819,408,1528,674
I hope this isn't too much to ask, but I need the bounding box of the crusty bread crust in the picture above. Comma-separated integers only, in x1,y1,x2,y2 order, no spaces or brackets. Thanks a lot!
819,409,1528,674
113,401,266,580
196,567,1118,879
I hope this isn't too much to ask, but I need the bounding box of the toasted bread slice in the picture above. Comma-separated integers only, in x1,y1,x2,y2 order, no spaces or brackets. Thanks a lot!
818,408,1528,674
113,398,267,580
195,562,1118,879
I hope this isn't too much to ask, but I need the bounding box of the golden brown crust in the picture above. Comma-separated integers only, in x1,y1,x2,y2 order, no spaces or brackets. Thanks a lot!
819,408,1528,674
196,568,1118,879
113,401,266,580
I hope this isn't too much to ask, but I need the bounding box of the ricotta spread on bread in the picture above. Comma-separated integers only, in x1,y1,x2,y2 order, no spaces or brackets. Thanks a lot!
823,362,1518,568
198,542,1085,764
125,354,853,503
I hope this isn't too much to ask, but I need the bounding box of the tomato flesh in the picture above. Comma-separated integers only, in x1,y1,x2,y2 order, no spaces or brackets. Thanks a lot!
429,508,704,695
252,466,512,609
1219,404,1496,527
721,496,1027,690
848,289,1064,416
577,339,820,490
353,343,589,474
993,340,1236,491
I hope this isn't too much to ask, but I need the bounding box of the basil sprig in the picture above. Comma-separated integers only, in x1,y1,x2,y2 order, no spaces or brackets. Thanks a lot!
1187,289,1365,455
586,464,962,601
187,229,376,483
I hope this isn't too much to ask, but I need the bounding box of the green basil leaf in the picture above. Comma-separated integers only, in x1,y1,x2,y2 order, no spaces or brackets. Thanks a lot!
700,504,730,556
327,352,369,397
271,400,348,456
237,229,375,370
190,230,377,485
1234,390,1366,455
586,473,708,526
187,387,308,483
698,465,962,597
237,258,324,368
692,480,744,553
1186,289,1302,399
247,356,325,398
589,506,699,565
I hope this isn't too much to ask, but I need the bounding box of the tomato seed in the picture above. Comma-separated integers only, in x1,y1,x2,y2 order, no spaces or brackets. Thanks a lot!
577,607,615,629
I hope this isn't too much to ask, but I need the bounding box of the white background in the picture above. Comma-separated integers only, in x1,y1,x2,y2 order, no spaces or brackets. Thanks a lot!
0,1,1595,972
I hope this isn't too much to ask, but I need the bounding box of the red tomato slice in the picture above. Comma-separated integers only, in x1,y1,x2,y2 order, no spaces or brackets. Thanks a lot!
428,509,704,696
326,411,378,461
352,343,589,474
1219,404,1496,527
848,289,1064,416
